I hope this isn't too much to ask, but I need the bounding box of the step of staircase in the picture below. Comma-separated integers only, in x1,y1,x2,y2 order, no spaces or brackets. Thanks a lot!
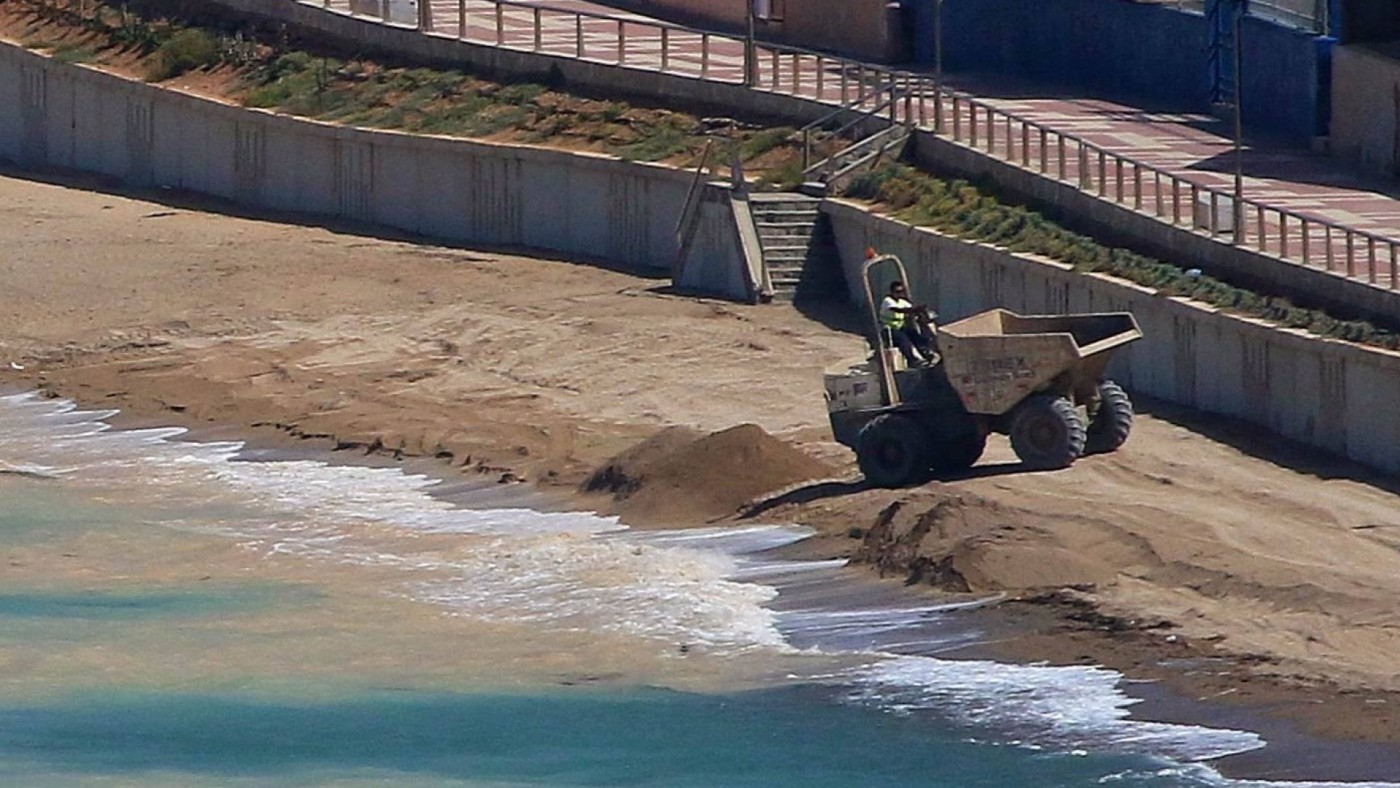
750,192,847,304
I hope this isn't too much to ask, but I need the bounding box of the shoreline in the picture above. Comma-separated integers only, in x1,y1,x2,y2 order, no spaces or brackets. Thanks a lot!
6,385,1398,783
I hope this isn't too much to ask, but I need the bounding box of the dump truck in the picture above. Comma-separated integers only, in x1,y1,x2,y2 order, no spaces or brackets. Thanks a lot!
825,254,1143,487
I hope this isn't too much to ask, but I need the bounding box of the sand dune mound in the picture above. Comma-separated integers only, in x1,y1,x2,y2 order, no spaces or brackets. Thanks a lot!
584,424,833,525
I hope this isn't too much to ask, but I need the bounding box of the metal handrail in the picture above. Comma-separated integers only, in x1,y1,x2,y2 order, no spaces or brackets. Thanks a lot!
675,140,715,241
804,115,905,180
800,79,897,134
823,126,910,184
801,82,899,170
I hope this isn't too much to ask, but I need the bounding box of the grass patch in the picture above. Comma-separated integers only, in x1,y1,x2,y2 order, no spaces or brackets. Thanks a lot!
843,164,1400,350
740,126,794,160
616,126,690,161
51,42,97,63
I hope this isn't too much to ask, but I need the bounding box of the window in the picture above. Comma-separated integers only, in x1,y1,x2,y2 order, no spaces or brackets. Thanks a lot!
755,0,785,22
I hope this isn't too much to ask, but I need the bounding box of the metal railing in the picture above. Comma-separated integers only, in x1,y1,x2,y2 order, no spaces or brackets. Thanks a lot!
799,80,902,172
312,0,1400,290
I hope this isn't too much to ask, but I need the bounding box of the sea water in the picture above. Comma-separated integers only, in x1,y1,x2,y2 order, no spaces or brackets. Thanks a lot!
0,392,1392,787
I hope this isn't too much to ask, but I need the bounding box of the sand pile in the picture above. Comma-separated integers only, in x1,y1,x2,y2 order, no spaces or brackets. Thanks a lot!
583,424,833,524
854,493,1126,594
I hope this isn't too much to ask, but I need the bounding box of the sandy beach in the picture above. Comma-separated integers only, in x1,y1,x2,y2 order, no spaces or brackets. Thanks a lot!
1,164,1397,777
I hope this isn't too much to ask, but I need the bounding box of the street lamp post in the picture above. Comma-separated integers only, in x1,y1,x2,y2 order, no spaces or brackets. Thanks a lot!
934,0,944,132
745,0,757,87
1232,0,1247,245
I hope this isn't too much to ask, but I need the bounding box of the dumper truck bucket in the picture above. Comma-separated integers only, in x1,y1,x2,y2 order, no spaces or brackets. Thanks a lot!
938,309,1142,415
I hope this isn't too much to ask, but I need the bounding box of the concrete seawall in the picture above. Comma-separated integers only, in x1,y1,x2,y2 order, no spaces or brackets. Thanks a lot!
0,42,691,273
823,198,1400,473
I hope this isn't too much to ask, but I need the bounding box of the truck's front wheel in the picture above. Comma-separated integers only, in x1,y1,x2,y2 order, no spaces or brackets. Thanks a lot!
1009,395,1085,469
857,414,931,488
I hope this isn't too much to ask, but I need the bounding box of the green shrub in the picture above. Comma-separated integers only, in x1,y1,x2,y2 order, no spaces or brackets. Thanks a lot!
740,127,794,160
497,82,546,105
616,126,688,161
148,28,219,81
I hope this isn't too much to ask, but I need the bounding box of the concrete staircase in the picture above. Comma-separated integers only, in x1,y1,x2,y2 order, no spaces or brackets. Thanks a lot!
750,193,847,303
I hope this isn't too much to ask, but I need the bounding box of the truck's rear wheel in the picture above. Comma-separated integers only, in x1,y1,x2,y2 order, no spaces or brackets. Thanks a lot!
1085,380,1133,454
929,432,986,476
1010,395,1085,469
857,414,930,488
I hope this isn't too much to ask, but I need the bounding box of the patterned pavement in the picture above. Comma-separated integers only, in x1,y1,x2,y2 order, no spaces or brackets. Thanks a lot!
319,0,1400,286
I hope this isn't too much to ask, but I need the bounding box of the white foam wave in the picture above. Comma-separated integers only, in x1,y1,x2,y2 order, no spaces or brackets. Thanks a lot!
1099,764,1400,788
844,655,1264,763
0,392,796,653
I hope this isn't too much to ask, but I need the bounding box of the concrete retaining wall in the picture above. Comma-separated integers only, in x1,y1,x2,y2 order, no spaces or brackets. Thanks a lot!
0,42,700,273
823,198,1400,473
673,182,765,301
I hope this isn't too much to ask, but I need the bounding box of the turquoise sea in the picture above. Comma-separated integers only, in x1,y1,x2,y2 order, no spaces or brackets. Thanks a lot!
0,392,1392,787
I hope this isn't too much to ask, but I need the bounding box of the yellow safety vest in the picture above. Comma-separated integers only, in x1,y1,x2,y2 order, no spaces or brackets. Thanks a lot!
881,297,911,330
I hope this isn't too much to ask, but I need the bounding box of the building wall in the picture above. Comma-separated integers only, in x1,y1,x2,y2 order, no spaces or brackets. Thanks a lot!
597,0,898,61
938,0,1328,143
1331,44,1400,178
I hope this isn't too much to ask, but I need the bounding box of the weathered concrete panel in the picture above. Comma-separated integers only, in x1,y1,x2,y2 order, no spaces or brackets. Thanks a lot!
675,189,748,299
0,51,20,157
369,138,422,233
19,63,48,166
